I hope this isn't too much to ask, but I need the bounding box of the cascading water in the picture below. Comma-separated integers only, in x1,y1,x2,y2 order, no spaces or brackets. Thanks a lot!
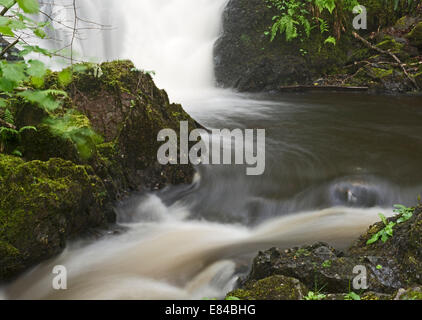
2,0,422,300
39,0,229,101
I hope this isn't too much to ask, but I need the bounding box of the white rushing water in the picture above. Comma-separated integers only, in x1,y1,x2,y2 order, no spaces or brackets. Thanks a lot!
39,0,229,102
3,194,389,300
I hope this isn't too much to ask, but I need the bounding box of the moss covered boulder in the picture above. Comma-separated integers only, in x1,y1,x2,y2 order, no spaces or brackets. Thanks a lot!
395,286,422,300
41,60,197,193
231,206,422,299
227,275,308,300
244,242,405,294
0,155,113,281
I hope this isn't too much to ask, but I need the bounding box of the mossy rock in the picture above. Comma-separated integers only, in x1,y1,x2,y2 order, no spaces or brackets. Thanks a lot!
12,60,197,195
227,275,308,300
406,22,422,47
246,242,407,294
394,16,418,32
396,287,422,300
376,39,404,53
0,155,113,281
349,206,422,287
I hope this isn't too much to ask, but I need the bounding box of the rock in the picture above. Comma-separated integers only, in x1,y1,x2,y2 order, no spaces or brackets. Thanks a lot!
406,22,422,48
394,16,418,32
227,275,308,300
214,0,412,92
246,242,406,294
43,60,198,193
324,292,393,300
394,286,422,300
214,0,355,92
349,205,422,287
0,155,113,281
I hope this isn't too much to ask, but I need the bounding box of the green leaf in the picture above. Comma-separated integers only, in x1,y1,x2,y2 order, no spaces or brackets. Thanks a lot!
0,61,27,82
58,69,73,87
345,292,361,300
225,296,241,301
27,59,46,78
17,90,64,111
366,233,380,245
378,213,387,225
0,98,7,108
17,0,39,14
0,26,14,37
0,77,16,92
324,36,336,46
33,27,46,39
0,0,15,8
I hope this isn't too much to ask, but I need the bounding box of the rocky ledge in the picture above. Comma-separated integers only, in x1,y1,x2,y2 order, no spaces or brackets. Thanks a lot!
0,60,197,282
227,205,422,300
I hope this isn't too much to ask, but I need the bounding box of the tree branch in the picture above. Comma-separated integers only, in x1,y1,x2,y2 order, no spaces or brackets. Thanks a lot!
352,31,419,91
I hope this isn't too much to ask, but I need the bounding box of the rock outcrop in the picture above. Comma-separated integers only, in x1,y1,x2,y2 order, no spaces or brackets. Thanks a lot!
227,205,422,300
214,0,422,93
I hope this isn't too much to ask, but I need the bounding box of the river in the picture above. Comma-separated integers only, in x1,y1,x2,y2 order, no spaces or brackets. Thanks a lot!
2,0,422,300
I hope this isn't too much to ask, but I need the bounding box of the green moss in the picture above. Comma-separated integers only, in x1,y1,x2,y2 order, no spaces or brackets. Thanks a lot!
406,22,422,47
376,39,404,52
399,287,422,300
0,155,110,280
226,275,308,300
0,155,24,177
369,67,394,79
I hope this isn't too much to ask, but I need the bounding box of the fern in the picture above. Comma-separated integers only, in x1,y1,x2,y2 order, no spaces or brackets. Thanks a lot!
4,108,14,125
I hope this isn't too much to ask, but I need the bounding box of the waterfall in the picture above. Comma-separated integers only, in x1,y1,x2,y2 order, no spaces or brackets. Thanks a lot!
40,0,229,100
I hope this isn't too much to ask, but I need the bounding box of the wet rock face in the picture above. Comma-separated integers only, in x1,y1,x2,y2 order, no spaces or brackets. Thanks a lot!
214,0,421,93
214,0,354,92
214,0,310,91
